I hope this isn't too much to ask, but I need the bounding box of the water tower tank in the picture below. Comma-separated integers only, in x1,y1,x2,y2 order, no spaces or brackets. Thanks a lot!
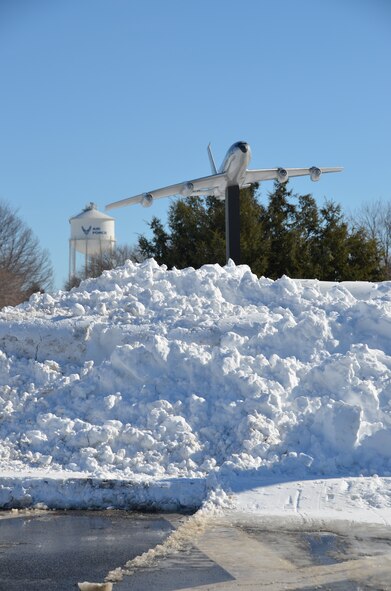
69,203,115,279
69,202,115,256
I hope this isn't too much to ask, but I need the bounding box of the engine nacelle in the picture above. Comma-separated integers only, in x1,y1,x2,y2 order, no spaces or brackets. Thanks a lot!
309,166,321,182
180,182,194,197
140,193,153,208
276,168,289,183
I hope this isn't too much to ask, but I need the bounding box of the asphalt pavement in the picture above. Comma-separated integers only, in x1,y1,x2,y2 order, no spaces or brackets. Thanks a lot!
0,510,390,590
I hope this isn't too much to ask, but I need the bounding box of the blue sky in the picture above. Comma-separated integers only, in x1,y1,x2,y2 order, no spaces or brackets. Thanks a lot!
1,0,390,289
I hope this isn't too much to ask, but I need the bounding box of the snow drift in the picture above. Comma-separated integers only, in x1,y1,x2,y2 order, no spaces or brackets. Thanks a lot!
0,259,391,511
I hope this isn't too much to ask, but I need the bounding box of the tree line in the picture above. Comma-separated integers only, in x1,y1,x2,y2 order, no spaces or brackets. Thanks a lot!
1,186,390,308
137,182,390,282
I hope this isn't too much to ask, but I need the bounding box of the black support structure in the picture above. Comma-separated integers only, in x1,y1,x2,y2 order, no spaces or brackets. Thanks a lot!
225,184,240,264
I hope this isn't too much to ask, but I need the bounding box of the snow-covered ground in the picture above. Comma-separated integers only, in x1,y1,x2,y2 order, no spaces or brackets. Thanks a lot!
1,259,391,523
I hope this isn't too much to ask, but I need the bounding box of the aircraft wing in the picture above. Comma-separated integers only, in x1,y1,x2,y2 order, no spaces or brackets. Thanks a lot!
244,166,343,184
106,173,227,210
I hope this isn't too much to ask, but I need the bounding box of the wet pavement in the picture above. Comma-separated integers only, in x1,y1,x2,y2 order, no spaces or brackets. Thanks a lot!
0,510,390,590
0,511,232,590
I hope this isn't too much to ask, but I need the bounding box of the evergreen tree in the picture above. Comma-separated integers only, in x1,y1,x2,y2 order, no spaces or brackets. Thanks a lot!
137,184,387,281
138,217,172,266
167,196,211,268
313,200,350,281
261,181,301,278
204,196,226,264
293,193,320,277
237,186,267,276
313,201,385,281
138,185,265,271
345,228,385,281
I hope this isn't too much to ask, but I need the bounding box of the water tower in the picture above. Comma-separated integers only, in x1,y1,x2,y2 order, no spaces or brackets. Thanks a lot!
69,202,115,279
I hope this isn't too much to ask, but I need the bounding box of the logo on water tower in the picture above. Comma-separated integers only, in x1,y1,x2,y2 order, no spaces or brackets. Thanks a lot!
81,226,92,235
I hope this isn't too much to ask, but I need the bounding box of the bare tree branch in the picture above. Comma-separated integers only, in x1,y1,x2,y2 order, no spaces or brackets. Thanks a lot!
351,200,391,278
64,244,143,290
0,201,53,308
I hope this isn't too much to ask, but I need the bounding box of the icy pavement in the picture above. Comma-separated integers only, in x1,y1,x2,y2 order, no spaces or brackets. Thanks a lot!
1,509,390,590
228,476,391,526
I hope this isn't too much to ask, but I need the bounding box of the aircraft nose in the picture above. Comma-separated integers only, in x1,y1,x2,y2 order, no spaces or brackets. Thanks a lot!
238,142,248,153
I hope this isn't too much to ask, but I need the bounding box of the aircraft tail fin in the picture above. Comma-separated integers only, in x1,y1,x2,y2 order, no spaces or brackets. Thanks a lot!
207,143,218,175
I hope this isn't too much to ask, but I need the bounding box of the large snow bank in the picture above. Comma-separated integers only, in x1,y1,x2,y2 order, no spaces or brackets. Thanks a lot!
1,259,391,514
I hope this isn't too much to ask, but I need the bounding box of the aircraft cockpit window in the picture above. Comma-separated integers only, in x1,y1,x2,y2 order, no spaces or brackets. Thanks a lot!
235,142,248,153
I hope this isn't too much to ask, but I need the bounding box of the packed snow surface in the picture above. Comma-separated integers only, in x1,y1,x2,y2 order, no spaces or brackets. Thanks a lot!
1,259,391,518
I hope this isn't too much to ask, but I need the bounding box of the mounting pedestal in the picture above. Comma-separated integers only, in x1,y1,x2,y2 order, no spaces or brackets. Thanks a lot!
225,184,240,264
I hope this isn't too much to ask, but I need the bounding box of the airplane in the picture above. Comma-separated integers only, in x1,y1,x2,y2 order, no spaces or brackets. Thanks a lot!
105,141,342,210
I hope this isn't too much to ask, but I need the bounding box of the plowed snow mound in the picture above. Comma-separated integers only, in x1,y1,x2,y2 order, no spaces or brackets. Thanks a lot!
1,259,391,508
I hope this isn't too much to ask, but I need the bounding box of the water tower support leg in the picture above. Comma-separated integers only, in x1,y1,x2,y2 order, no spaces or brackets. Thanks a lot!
85,240,88,276
225,184,240,264
69,241,76,280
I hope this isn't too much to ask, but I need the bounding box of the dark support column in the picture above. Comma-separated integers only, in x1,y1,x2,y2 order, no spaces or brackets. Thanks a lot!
225,184,240,264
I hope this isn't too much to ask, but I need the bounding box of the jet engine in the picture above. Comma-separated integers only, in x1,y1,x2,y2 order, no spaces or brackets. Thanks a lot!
180,182,194,197
309,166,322,182
141,193,153,208
276,168,289,183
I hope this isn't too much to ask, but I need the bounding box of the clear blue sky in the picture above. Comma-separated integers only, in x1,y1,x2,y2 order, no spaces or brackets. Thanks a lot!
1,0,390,289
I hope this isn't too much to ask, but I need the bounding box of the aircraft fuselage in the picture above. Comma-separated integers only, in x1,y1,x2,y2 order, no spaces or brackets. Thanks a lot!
219,141,252,187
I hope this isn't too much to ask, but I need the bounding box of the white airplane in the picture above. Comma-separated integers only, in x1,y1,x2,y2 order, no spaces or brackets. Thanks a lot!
105,141,342,210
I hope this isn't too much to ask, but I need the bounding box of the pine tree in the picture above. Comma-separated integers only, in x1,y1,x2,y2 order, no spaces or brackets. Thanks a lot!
137,185,387,281
138,217,172,266
311,200,385,281
262,181,301,278
314,200,351,281
345,228,385,281
204,196,226,264
293,193,319,277
167,196,211,268
237,185,268,276
138,185,266,271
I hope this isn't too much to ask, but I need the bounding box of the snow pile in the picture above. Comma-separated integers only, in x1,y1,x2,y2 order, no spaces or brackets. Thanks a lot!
0,259,391,511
